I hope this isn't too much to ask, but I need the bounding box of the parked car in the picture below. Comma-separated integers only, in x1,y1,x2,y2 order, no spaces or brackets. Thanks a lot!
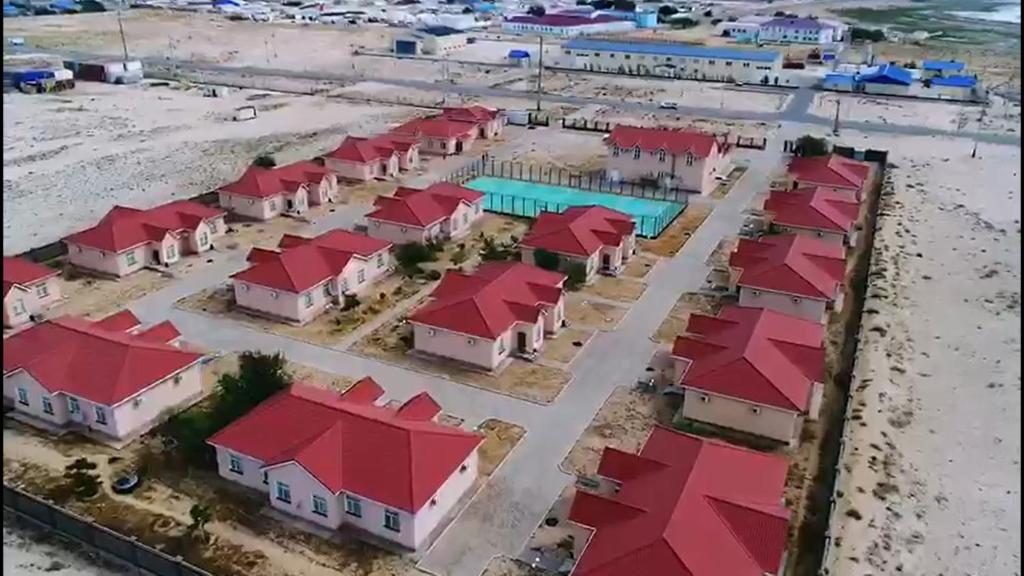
658,101,680,110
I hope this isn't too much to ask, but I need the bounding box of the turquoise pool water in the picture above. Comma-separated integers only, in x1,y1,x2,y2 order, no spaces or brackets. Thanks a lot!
465,176,686,238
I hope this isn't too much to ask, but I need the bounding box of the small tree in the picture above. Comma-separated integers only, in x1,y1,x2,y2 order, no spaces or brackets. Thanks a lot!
657,4,677,21
565,262,588,291
187,503,213,542
533,248,562,271
526,4,545,16
64,458,101,499
795,135,830,157
395,242,438,276
252,153,277,168
342,293,360,311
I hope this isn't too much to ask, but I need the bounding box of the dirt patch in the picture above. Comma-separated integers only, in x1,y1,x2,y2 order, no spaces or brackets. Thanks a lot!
539,328,594,365
425,214,531,274
561,387,677,478
345,181,397,206
711,165,748,199
580,276,647,303
219,218,309,254
707,235,739,269
481,556,549,576
476,420,526,478
564,293,627,330
651,292,724,344
351,320,572,404
622,252,659,279
177,275,426,347
47,268,172,321
639,203,713,258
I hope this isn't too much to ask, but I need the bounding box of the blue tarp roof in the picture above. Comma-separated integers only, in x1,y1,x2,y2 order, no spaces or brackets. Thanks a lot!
563,38,780,63
923,60,965,72
508,49,530,59
824,73,855,84
859,64,913,85
931,75,977,87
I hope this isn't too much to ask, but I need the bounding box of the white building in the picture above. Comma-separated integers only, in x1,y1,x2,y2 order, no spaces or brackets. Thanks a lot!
758,17,837,45
394,26,469,56
501,12,636,38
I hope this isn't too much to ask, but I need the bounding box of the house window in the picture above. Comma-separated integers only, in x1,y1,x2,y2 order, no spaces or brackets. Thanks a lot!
270,291,279,299
209,220,218,233
751,406,762,415
312,495,329,517
239,283,249,292
376,253,385,268
345,495,363,518
632,147,641,160
68,397,80,414
269,200,278,211
323,283,332,298
752,290,761,296
304,292,314,308
95,406,107,425
700,395,710,403
791,297,801,303
498,338,506,354
467,337,476,346
658,150,666,163
132,397,143,409
12,299,26,316
383,510,401,532
357,269,366,284
612,146,620,157
165,245,177,260
16,387,29,406
400,226,408,233
199,232,209,247
275,481,291,503
428,328,436,337
36,283,49,298
42,397,54,415
340,279,349,293
373,221,381,228
685,153,694,166
126,251,138,266
229,454,244,474
262,471,268,484
460,464,468,473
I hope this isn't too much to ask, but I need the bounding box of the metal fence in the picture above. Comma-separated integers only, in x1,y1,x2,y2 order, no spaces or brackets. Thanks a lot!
3,484,214,576
480,192,680,238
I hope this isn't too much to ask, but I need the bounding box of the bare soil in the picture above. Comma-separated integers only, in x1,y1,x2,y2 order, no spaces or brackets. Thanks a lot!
539,328,594,365
651,292,725,344
711,165,749,199
622,252,660,279
47,268,172,321
481,556,549,576
564,294,627,330
580,276,647,303
639,203,713,258
476,420,526,478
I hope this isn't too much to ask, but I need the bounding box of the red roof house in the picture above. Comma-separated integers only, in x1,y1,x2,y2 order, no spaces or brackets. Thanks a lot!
231,229,392,324
605,126,732,195
729,234,846,323
389,116,478,156
787,154,871,196
520,206,636,280
324,134,421,181
3,256,61,329
207,380,482,549
65,200,226,277
440,106,504,139
3,313,204,441
365,182,484,245
568,427,790,576
219,161,339,220
671,305,825,442
764,187,861,246
409,262,566,369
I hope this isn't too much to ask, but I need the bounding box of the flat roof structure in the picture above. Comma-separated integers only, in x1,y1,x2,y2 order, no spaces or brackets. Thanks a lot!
563,38,781,63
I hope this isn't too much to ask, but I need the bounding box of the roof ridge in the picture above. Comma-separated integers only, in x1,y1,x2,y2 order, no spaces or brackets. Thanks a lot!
703,494,788,571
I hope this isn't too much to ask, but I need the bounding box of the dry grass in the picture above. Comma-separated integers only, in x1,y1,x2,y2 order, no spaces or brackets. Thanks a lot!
345,180,397,205
48,268,172,320
710,165,748,199
639,203,713,258
561,387,677,478
707,236,739,269
651,292,724,344
426,214,531,274
201,353,356,394
477,420,526,478
351,319,572,404
622,252,659,279
564,293,627,330
481,556,549,576
177,275,426,346
219,217,309,252
540,327,594,365
581,276,647,303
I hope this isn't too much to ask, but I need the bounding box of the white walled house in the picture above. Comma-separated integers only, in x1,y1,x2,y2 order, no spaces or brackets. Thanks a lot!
208,379,482,550
3,256,62,329
231,230,393,324
3,311,204,444
365,183,485,245
519,205,636,282
605,125,733,195
763,187,861,247
219,161,341,221
408,262,566,370
323,135,421,182
758,17,837,45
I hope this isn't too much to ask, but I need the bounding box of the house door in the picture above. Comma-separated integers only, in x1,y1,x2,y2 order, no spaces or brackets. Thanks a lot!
151,249,160,264
455,140,464,154
286,198,294,211
517,332,527,352
602,254,611,269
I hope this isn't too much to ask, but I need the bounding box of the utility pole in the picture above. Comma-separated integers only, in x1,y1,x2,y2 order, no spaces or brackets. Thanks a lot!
535,34,544,112
116,0,129,63
832,96,841,135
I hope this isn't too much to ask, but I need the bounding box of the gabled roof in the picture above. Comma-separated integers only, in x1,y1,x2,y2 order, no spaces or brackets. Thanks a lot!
671,305,824,411
220,161,332,199
3,314,201,406
441,106,500,123
922,59,965,72
366,182,483,228
764,187,860,234
606,125,721,158
325,134,420,164
3,256,59,297
409,262,565,339
859,63,912,85
521,206,635,258
207,380,482,513
65,200,225,253
930,75,976,87
232,230,391,294
568,427,790,576
390,116,478,140
787,154,870,192
763,17,832,30
730,234,846,300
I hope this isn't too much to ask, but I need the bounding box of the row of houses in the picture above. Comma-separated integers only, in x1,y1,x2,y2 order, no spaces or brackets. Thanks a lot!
823,60,983,101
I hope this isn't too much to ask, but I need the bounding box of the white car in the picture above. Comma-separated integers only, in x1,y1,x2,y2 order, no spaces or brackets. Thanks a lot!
658,101,680,110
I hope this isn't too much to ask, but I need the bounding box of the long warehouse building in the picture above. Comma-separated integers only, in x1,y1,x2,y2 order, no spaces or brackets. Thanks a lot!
558,39,783,84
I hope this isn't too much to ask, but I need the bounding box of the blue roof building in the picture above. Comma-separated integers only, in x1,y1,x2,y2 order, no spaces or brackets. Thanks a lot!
859,64,913,85
922,60,965,73
930,75,977,87
507,49,530,59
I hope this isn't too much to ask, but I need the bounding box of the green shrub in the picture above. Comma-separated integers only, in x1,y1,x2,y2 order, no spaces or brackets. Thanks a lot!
565,262,588,291
425,269,443,281
533,248,562,271
252,153,276,168
342,293,360,311
63,458,100,499
795,135,830,157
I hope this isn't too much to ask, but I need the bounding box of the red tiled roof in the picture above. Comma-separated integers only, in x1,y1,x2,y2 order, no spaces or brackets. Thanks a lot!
3,257,58,296
3,314,201,406
220,161,332,199
65,201,225,253
93,309,141,333
366,183,483,228
606,125,721,157
207,380,482,513
232,230,390,294
569,427,790,576
787,154,870,192
671,306,825,411
409,262,565,339
521,206,635,258
730,234,845,300
441,106,499,123
764,187,860,234
390,116,478,140
136,320,182,344
326,136,397,164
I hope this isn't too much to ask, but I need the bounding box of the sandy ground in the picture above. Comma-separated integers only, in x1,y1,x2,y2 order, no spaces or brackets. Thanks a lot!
580,276,648,303
810,127,1021,575
564,293,628,331
3,80,415,255
651,292,724,345
3,513,132,576
639,202,714,258
811,92,1021,135
539,327,594,365
480,556,547,576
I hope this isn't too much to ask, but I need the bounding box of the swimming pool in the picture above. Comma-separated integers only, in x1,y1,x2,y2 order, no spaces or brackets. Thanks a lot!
465,176,686,238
